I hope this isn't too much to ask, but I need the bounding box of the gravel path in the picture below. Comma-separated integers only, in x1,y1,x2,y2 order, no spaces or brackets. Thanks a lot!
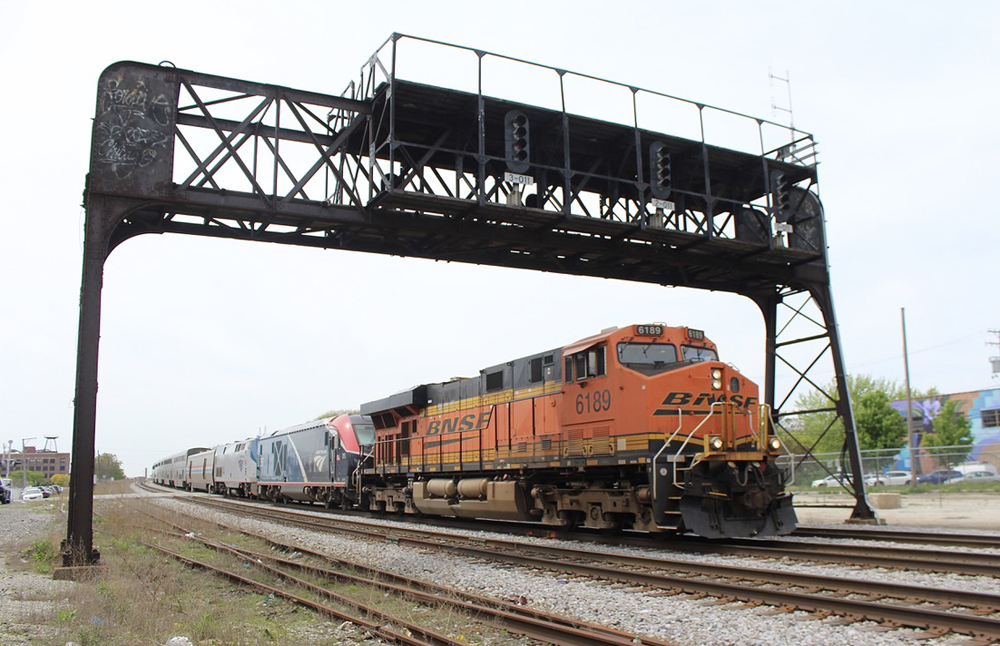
151,492,998,646
0,502,75,646
3,490,997,645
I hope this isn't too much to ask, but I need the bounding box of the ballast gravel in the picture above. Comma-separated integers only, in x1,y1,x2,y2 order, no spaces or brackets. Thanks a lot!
152,494,998,646
0,503,76,646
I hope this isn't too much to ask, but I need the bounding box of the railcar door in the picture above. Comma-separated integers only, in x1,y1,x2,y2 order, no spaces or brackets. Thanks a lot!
330,431,346,484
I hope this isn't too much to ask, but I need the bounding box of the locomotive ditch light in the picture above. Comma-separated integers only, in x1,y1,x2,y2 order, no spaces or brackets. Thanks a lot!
709,436,724,451
769,438,782,451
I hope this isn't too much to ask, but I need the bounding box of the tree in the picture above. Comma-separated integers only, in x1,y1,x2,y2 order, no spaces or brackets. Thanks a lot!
853,389,908,450
51,473,70,488
8,470,46,486
922,399,974,467
314,408,360,420
95,452,126,480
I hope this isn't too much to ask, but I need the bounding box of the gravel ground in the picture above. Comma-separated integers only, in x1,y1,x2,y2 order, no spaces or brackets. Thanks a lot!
149,492,999,646
3,489,998,645
0,502,75,646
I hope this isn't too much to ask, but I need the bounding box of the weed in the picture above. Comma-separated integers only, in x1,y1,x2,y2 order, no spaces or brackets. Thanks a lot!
22,538,57,573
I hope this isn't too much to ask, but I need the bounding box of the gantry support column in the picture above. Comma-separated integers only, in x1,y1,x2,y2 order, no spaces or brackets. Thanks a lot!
810,287,876,521
63,195,112,566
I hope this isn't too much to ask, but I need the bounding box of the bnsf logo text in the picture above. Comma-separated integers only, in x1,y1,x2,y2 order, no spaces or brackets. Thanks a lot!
656,392,757,410
426,411,492,435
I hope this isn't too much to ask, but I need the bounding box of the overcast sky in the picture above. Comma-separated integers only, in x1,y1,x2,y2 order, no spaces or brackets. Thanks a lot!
2,2,997,477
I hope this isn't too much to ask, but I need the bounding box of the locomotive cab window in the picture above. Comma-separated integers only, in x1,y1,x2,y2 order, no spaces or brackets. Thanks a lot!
568,346,606,381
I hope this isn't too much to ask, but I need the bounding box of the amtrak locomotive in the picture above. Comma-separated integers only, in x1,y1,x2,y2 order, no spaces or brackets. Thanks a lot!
153,324,796,538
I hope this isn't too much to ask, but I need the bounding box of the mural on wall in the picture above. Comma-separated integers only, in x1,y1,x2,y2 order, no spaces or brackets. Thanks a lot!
890,388,1000,466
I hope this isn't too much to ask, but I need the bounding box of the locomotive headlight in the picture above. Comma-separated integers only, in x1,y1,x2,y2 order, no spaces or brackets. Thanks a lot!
769,438,782,451
709,436,724,451
711,368,722,380
711,368,723,390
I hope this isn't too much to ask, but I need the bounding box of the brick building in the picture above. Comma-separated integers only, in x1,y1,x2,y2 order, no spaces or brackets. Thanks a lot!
2,446,70,479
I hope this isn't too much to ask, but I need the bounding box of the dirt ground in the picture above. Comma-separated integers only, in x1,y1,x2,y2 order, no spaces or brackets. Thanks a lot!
793,492,1000,531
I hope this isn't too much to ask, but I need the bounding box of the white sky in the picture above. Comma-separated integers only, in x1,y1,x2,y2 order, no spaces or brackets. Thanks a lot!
1,2,997,477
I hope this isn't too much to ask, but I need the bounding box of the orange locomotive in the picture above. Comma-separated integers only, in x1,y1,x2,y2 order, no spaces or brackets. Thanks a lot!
360,324,796,538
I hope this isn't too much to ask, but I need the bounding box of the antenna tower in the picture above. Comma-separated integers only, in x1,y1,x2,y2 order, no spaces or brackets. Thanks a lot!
769,67,795,134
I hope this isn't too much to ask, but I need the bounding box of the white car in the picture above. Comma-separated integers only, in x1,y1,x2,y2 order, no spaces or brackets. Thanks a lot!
946,470,1000,484
866,470,911,486
21,487,44,501
811,474,852,488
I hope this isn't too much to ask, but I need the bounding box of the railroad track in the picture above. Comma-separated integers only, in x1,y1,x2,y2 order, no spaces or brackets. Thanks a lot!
137,504,675,646
137,483,1000,576
173,492,1000,577
171,496,1000,642
793,525,1000,549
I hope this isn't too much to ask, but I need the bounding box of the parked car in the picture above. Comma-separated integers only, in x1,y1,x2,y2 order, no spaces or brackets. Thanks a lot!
946,470,1000,484
954,462,998,478
38,486,51,498
811,474,853,488
866,470,911,486
21,487,44,502
916,469,962,485
0,482,10,505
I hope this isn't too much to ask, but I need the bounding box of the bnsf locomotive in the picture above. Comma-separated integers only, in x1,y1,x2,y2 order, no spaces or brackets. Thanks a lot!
153,324,795,538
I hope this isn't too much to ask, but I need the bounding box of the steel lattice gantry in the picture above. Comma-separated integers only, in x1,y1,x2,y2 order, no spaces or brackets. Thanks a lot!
65,34,873,566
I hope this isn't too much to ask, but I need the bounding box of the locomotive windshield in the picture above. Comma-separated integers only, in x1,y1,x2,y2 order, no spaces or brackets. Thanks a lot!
681,345,718,362
617,341,719,375
617,342,678,369
351,418,376,446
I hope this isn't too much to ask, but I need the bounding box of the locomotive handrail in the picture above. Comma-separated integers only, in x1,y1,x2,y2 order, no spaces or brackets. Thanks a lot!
672,401,731,489
651,402,726,504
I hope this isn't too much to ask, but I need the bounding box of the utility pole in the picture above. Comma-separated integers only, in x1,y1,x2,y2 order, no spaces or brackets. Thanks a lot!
901,309,916,485
22,437,36,491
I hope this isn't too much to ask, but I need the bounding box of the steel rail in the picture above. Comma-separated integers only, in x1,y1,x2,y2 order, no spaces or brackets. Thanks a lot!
793,525,1000,549
181,497,1000,639
143,542,448,646
189,496,1000,577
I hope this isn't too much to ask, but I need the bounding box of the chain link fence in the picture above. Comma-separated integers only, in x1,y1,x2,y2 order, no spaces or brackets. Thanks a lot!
778,444,999,488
